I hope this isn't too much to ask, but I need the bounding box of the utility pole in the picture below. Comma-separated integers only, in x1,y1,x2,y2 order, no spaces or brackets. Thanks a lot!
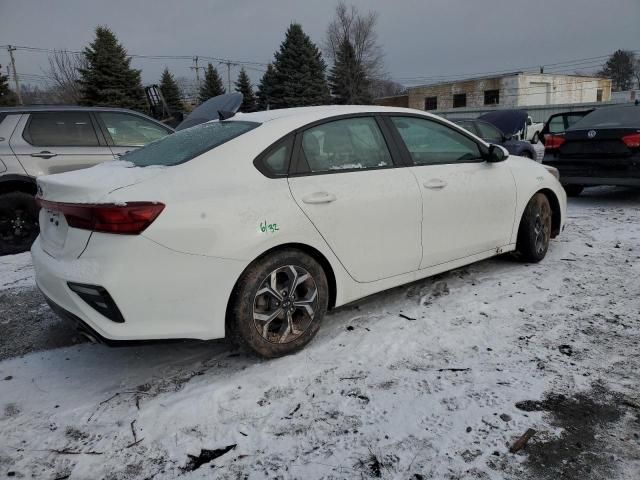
220,60,235,93
7,45,23,105
190,56,201,89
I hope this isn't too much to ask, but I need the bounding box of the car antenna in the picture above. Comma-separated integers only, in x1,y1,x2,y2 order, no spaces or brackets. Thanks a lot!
218,110,236,121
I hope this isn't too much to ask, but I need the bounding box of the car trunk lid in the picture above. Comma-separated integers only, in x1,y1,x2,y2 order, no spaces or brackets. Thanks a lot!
559,128,635,158
36,161,167,259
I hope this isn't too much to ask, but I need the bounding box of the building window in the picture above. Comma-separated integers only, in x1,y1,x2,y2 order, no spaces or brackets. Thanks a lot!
424,96,438,110
453,93,467,108
484,89,500,105
596,89,603,102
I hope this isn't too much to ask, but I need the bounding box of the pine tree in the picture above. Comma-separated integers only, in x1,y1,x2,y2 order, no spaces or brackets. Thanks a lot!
328,39,372,105
269,23,330,109
234,68,257,112
159,67,183,113
0,65,17,106
78,26,146,111
257,64,277,110
198,63,225,103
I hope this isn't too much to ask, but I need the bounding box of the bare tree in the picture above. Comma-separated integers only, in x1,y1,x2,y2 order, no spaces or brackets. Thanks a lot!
369,78,407,98
325,2,385,82
44,50,86,104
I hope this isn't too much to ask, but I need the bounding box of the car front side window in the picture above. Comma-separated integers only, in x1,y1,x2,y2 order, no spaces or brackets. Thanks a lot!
300,117,393,173
99,112,170,146
390,116,483,165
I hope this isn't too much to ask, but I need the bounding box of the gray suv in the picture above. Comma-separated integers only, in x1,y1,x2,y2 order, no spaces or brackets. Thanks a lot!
0,106,174,255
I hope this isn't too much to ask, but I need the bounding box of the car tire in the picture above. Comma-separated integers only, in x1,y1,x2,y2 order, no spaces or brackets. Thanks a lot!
520,151,533,159
228,248,329,358
0,192,40,256
516,193,552,263
563,185,584,197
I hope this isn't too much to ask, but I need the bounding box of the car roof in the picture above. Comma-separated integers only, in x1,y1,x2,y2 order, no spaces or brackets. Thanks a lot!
228,105,442,131
0,105,153,115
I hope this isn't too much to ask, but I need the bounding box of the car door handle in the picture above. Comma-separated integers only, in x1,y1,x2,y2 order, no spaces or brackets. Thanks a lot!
423,179,447,189
302,192,337,204
30,151,57,159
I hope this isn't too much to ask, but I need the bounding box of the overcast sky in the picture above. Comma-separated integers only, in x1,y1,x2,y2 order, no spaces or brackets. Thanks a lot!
0,0,638,90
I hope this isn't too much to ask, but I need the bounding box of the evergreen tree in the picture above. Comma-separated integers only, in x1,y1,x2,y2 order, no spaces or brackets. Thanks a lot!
0,65,17,106
198,63,225,103
234,68,257,112
269,23,330,108
256,63,277,110
328,39,372,105
159,67,183,113
599,50,636,92
78,26,146,111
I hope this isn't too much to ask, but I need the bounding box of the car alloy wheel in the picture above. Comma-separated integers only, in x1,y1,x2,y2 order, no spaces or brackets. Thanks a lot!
533,207,551,255
252,265,318,344
0,192,40,255
516,192,552,263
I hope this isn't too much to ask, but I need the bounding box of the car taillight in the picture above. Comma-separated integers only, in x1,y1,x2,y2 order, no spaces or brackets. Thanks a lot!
544,134,566,151
622,132,640,148
36,200,165,234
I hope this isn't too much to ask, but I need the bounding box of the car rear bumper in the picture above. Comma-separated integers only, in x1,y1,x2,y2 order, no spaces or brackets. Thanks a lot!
31,234,247,341
543,153,640,187
558,176,640,187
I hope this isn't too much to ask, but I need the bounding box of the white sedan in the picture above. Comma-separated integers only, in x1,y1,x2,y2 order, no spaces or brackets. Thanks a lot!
32,106,566,357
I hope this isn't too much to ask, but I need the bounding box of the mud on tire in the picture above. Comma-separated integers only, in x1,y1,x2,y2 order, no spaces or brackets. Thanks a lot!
227,248,329,358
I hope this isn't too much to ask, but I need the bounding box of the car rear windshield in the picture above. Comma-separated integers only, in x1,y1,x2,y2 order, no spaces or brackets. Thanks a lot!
570,106,640,130
121,120,260,167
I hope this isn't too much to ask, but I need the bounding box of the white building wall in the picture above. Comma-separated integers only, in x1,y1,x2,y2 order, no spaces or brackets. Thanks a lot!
515,74,609,106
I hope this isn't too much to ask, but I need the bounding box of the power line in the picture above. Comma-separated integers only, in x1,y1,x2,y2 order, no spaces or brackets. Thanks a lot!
395,51,639,84
0,44,270,67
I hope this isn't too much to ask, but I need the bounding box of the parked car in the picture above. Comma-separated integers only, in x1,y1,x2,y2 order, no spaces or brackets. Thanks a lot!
32,106,566,358
478,109,541,145
541,104,640,196
0,106,174,255
452,117,538,160
539,109,594,142
525,116,544,143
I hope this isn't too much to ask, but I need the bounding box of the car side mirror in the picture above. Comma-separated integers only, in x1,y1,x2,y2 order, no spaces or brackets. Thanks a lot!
487,144,509,162
502,133,512,141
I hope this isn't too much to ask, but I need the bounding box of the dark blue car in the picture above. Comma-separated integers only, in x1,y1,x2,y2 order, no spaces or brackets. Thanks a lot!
452,110,538,160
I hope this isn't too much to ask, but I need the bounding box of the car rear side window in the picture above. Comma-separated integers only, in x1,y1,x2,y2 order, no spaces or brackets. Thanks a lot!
391,116,482,165
98,112,170,146
122,120,259,167
254,136,293,177
301,117,393,173
24,112,99,146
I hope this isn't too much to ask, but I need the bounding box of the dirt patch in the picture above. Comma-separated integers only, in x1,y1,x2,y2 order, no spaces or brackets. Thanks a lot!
516,384,633,479
0,287,85,360
182,445,236,472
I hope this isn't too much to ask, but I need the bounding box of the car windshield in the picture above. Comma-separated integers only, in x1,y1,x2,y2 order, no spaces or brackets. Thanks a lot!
121,120,260,167
570,106,640,130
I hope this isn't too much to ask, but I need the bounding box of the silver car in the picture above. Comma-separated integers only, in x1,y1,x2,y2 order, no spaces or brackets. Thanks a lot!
0,106,173,255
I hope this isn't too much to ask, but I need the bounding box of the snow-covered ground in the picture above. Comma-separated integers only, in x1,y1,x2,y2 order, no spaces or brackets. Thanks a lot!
1,187,639,480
